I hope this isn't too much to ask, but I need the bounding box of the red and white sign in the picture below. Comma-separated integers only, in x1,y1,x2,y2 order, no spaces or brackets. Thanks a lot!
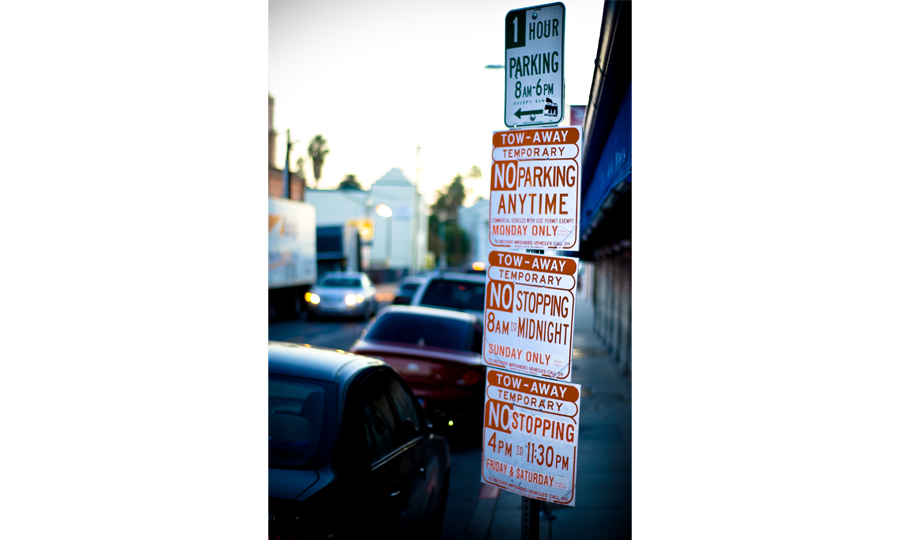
481,367,580,506
483,249,578,381
489,126,581,251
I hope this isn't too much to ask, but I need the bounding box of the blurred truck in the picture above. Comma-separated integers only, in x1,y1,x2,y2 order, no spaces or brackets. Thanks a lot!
316,224,366,275
269,197,317,319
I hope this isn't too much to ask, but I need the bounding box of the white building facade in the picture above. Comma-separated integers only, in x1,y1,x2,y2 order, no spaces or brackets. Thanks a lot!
305,168,429,274
457,198,490,266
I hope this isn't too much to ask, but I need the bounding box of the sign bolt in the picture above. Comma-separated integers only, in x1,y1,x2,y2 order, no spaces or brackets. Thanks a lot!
530,114,536,121
532,11,538,19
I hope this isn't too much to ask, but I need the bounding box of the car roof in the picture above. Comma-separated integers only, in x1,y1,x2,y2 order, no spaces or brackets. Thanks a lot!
322,272,365,279
268,341,385,383
423,271,486,283
375,304,479,323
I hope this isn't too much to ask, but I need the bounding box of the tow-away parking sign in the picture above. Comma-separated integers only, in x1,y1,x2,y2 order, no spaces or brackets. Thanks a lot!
483,249,578,381
490,126,581,251
481,367,580,506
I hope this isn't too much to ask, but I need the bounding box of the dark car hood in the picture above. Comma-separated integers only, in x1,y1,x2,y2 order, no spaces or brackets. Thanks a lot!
269,468,321,501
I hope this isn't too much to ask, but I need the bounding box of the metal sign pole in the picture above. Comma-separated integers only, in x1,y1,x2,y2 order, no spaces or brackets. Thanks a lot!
520,249,543,540
484,8,576,539
522,496,540,539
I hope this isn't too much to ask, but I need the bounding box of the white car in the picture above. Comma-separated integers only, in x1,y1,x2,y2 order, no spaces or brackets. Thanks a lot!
306,272,377,321
408,271,486,325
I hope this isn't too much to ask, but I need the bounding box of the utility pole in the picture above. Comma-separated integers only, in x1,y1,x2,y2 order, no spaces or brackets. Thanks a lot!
412,145,421,274
283,129,292,200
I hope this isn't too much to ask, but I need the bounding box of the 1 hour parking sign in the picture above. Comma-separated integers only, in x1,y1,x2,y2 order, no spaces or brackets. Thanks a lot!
505,3,565,128
481,367,581,506
483,249,578,381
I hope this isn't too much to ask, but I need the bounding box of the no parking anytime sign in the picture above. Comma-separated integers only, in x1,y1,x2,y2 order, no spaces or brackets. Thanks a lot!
489,126,581,251
482,249,578,381
481,367,581,506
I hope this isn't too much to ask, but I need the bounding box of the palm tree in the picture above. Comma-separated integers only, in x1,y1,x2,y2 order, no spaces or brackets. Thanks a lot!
307,134,329,189
294,157,307,182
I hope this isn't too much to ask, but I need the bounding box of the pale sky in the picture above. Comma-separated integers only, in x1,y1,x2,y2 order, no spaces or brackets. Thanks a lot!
269,0,604,206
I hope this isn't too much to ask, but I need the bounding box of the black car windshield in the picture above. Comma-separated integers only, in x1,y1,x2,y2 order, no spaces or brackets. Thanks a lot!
419,279,486,311
321,278,361,288
269,375,336,470
399,282,421,293
366,312,474,352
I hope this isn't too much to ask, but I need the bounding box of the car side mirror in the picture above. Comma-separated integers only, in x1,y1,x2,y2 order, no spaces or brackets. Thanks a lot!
401,418,419,438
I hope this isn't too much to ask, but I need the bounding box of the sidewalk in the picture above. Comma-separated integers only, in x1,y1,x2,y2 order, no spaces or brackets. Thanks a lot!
468,292,632,539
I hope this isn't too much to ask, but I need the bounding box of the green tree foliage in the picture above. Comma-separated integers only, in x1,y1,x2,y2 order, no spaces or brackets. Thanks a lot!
428,215,470,268
432,174,467,219
338,174,363,190
307,134,329,189
428,171,477,267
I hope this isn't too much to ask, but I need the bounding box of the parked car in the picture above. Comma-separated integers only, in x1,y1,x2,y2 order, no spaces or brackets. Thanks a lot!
306,271,377,321
269,342,451,540
392,276,427,305
409,271,487,324
350,306,485,431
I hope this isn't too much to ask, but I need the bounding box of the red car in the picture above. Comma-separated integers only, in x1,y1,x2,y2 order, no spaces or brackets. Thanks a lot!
350,305,485,432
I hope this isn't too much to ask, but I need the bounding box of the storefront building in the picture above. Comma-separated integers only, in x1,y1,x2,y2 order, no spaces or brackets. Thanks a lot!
578,1,632,374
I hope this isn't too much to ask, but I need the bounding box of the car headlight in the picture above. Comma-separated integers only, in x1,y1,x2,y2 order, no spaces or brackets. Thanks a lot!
309,293,320,305
356,293,365,304
304,292,312,302
345,294,357,306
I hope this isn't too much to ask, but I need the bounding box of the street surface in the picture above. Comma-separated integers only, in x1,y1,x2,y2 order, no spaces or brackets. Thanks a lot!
268,287,632,539
268,284,397,349
268,314,372,350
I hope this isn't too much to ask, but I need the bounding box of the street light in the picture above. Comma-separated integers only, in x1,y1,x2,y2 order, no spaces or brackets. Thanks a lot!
375,204,393,218
375,204,393,269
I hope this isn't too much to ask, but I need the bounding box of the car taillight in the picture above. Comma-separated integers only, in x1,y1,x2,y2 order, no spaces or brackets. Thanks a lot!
461,369,480,385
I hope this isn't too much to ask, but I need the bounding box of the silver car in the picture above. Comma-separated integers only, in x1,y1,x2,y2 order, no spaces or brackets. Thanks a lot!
306,272,377,321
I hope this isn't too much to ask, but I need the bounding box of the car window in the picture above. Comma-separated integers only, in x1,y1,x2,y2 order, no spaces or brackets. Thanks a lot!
399,282,420,293
269,376,335,470
386,376,421,438
366,312,475,352
420,278,486,311
321,278,362,288
472,323,483,354
360,376,403,461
